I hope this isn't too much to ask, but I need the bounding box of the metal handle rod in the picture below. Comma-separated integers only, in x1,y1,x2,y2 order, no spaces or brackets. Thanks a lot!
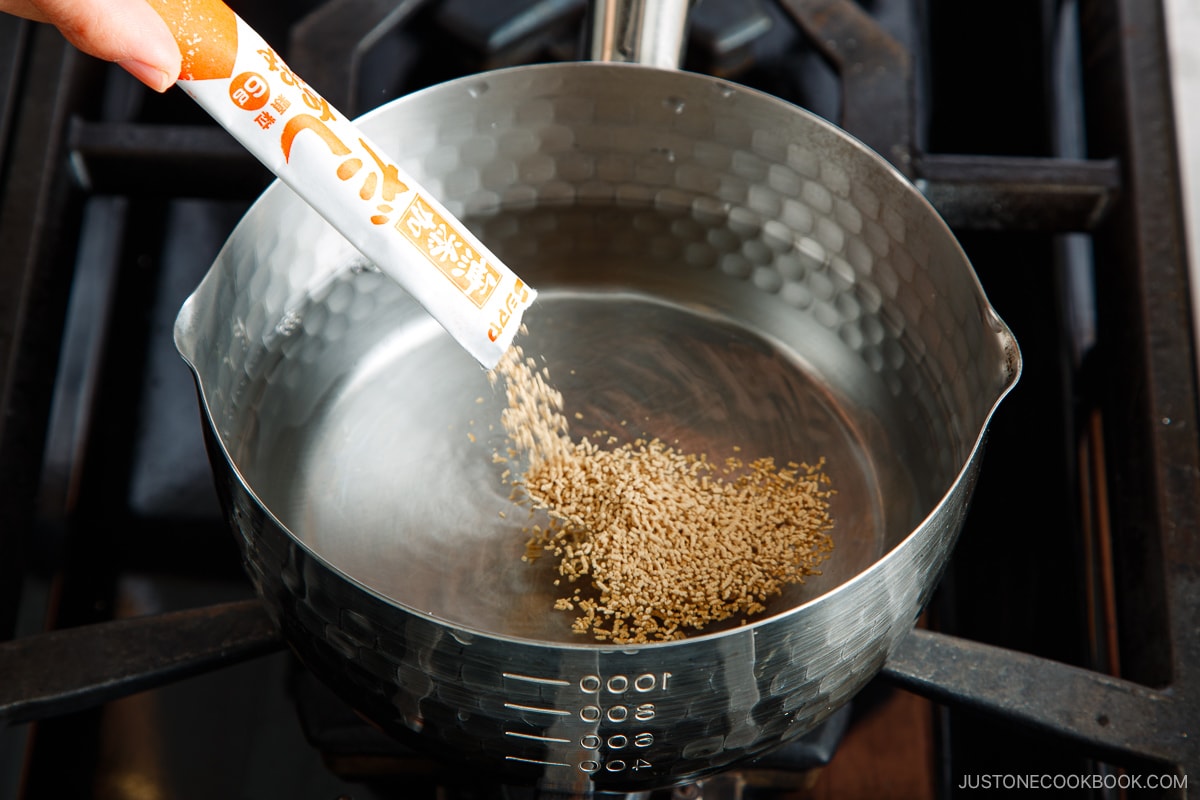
882,627,1195,773
586,0,692,69
0,599,283,725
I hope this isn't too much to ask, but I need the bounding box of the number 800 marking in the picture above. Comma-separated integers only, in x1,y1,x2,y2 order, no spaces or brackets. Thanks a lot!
579,703,656,723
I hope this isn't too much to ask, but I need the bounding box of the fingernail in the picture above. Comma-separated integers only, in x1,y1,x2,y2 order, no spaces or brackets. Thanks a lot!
118,60,174,93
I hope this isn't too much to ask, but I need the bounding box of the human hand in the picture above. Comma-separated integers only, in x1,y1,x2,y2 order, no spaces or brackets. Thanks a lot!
0,0,182,92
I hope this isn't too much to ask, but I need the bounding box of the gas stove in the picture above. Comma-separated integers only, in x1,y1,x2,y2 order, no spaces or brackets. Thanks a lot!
1,1,1196,798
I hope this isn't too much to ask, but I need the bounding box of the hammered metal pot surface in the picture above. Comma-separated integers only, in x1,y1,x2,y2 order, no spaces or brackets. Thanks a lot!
175,62,1020,794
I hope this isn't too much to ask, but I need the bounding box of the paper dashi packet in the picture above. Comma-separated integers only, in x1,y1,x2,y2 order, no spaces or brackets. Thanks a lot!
151,0,535,369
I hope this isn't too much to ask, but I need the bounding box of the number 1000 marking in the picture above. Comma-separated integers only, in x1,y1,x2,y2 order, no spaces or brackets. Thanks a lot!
579,672,672,694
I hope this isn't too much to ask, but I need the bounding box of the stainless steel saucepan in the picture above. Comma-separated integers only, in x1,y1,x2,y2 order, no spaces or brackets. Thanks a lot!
172,0,1020,793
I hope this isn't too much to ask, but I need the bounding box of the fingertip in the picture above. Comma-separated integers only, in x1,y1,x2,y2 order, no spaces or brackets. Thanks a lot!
55,0,183,91
118,58,175,92
139,3,183,89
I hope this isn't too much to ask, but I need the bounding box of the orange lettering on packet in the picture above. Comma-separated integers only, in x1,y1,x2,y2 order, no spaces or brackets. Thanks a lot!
397,196,502,308
229,72,269,110
488,280,531,342
152,0,239,82
280,115,352,162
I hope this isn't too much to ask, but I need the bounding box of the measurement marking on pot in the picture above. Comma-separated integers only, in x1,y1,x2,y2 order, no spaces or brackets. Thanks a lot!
502,672,571,686
505,756,572,768
579,672,672,693
504,730,571,744
504,702,571,716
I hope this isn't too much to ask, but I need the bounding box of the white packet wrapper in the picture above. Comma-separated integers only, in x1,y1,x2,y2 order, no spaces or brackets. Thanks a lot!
152,0,534,369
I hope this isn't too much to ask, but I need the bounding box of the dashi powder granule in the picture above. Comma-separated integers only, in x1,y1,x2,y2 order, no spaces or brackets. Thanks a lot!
489,334,835,644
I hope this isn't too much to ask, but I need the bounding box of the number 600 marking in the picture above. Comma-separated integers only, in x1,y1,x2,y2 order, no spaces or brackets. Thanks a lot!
580,732,655,750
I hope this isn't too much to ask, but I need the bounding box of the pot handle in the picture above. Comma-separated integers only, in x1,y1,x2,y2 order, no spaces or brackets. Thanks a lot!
585,0,693,69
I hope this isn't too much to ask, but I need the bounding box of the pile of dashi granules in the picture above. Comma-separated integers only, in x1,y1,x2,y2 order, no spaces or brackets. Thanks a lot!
489,336,835,644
